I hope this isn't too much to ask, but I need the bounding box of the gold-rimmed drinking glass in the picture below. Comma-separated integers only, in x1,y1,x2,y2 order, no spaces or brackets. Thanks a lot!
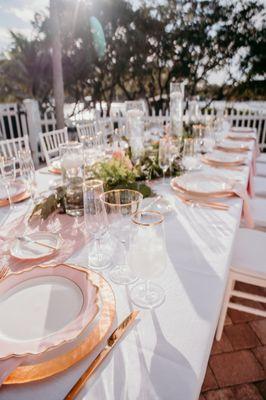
169,137,182,176
100,189,143,285
83,179,112,270
128,210,166,308
182,138,201,172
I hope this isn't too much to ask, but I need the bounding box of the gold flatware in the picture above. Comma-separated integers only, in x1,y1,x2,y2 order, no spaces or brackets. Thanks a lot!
16,236,57,251
64,310,139,400
183,198,229,210
0,265,9,281
177,194,229,210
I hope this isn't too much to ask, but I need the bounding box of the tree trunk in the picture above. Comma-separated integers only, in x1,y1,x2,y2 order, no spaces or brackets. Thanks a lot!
50,0,65,129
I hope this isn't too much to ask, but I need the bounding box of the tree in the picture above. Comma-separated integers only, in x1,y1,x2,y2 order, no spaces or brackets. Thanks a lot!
50,0,65,128
1,0,265,112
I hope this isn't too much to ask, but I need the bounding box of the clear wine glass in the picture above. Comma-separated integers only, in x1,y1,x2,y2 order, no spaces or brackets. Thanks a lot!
0,156,16,208
18,150,37,203
100,189,143,285
128,210,166,308
83,179,112,270
159,138,170,183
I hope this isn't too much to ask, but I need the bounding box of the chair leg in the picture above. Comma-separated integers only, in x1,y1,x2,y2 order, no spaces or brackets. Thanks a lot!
216,276,235,341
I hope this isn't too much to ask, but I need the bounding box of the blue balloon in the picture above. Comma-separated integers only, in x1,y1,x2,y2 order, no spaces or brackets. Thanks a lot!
89,16,106,59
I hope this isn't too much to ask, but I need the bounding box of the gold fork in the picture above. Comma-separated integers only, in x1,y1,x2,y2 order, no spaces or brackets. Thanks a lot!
0,265,9,281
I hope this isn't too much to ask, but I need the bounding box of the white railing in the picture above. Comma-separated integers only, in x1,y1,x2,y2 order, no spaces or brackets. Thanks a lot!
41,109,57,133
0,101,266,164
0,103,28,140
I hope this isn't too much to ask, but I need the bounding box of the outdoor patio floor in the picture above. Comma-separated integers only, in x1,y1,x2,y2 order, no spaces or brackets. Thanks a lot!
199,282,266,400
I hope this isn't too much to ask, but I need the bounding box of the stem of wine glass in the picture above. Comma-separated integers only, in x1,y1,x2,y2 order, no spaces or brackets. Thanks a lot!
95,237,101,262
121,239,128,272
144,280,150,301
6,182,14,210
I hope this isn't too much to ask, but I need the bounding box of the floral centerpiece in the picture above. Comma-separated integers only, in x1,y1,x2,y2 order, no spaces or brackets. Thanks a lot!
31,141,181,220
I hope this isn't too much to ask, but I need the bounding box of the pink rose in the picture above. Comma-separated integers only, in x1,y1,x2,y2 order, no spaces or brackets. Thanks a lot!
112,150,125,161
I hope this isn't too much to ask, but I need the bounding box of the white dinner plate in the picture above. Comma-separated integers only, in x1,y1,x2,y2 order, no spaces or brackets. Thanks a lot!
172,172,234,195
0,264,99,359
218,140,250,150
0,180,26,200
231,127,255,133
49,160,61,173
203,151,245,165
10,232,62,260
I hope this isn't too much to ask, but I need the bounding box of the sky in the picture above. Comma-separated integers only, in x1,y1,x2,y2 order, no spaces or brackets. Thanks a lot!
0,0,48,53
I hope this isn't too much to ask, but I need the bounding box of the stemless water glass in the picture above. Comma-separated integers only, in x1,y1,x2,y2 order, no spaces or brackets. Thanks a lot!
128,211,166,308
169,137,182,176
60,142,84,216
83,179,111,270
182,138,201,172
100,189,143,285
159,138,171,183
18,150,37,203
0,156,16,208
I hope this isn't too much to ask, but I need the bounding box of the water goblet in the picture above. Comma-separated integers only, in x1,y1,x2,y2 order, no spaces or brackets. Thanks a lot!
159,138,171,183
83,179,112,270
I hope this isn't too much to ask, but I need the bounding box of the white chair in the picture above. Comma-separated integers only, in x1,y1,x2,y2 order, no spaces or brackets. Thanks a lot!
256,162,266,177
250,197,266,228
40,128,68,166
76,121,97,142
254,176,266,197
97,118,114,140
216,228,266,340
0,136,30,159
257,153,266,164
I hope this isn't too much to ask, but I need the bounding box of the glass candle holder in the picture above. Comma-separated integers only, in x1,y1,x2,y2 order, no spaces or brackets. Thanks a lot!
60,142,84,217
170,82,185,136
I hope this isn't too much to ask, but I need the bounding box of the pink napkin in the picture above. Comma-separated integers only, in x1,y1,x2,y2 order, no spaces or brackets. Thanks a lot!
232,183,254,228
0,213,87,273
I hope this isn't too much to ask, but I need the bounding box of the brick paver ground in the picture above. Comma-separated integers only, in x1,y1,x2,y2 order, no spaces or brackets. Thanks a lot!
200,282,266,399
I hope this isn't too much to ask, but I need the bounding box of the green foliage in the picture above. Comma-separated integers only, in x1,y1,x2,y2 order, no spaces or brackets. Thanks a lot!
30,186,66,220
90,158,137,190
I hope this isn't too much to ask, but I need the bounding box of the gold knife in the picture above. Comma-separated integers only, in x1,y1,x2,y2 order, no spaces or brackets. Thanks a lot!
64,310,139,400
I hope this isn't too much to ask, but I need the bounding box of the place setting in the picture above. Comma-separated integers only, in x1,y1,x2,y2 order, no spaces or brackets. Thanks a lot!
201,150,246,171
215,139,251,153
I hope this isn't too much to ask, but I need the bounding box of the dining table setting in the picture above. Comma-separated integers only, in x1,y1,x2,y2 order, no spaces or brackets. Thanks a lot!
0,119,259,400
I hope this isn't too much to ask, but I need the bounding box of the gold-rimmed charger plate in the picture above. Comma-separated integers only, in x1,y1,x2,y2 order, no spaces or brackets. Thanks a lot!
170,175,235,199
4,265,116,385
0,191,30,207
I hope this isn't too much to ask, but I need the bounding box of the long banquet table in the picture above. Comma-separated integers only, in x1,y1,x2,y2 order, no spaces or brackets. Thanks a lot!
0,145,254,400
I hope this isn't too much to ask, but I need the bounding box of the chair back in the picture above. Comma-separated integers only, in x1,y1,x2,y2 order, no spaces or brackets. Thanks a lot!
40,127,68,166
0,136,30,159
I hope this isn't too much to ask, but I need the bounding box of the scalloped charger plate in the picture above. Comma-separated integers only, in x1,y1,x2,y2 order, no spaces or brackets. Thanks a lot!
0,264,99,360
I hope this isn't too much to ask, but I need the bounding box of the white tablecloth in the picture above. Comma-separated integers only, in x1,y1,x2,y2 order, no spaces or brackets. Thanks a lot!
0,150,253,400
